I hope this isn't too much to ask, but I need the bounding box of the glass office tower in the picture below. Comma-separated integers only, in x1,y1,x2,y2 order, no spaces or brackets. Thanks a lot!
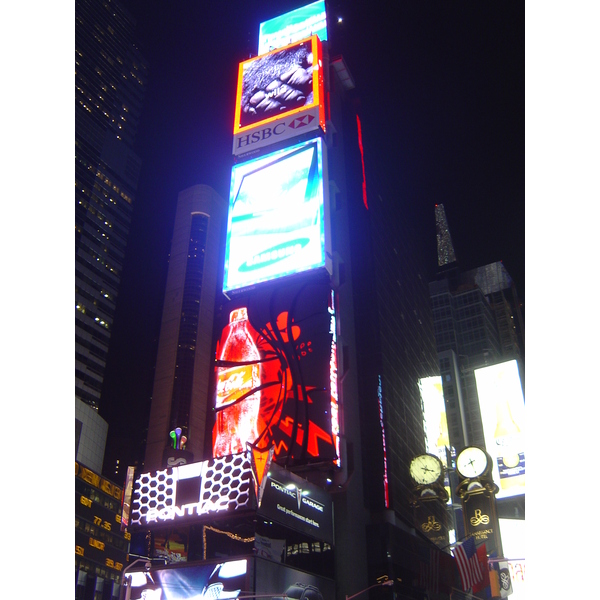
75,0,148,409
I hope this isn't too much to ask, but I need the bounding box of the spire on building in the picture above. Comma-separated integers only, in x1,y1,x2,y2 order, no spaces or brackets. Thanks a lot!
435,204,457,267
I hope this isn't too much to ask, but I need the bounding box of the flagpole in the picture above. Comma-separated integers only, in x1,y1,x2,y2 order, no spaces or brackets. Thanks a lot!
345,580,394,600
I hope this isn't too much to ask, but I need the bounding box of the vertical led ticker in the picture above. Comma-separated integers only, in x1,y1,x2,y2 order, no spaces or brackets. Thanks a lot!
356,114,368,210
329,289,340,466
377,375,390,508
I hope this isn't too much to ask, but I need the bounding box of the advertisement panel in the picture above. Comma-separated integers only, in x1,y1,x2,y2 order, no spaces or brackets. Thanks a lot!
257,463,333,544
224,137,330,293
129,454,255,528
124,557,334,600
232,35,325,156
258,1,328,55
213,282,339,468
125,558,249,600
498,518,525,600
418,376,452,502
255,556,335,600
474,360,525,499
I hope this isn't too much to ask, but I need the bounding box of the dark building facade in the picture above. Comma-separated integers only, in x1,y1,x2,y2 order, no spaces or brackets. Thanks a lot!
326,58,452,600
144,185,228,471
75,0,148,410
429,206,525,529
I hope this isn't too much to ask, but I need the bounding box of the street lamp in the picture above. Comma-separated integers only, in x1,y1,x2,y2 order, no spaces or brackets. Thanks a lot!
119,557,168,600
346,580,394,600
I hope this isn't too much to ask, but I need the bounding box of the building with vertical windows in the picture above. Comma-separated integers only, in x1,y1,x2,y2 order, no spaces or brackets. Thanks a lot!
429,206,525,528
429,263,524,451
75,0,148,410
144,185,228,471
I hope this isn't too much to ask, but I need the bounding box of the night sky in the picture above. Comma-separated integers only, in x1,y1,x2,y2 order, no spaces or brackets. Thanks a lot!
98,0,525,477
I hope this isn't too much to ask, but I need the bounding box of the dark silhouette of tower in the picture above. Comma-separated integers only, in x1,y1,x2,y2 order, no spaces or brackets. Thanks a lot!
75,0,148,410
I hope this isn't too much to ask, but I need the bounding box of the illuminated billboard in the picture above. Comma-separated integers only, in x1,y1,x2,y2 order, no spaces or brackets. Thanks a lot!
258,1,328,55
124,557,334,600
418,376,452,503
224,136,330,293
125,558,249,600
233,35,325,156
257,463,333,543
474,360,525,499
213,282,339,468
129,454,254,528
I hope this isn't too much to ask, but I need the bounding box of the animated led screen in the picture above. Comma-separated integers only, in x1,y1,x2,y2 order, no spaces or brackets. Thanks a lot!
258,1,327,55
126,558,248,600
213,282,339,468
474,360,525,499
233,35,325,138
223,137,329,293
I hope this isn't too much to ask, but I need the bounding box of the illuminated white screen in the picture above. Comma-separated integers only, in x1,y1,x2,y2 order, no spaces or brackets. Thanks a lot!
418,376,452,503
475,360,525,499
418,376,450,458
258,1,327,55
499,518,526,600
223,137,327,293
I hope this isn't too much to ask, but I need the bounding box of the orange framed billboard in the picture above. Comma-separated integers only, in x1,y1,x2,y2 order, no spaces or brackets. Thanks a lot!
233,35,325,156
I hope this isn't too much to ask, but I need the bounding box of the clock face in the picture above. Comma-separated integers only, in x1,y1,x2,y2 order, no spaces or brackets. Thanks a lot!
410,454,443,485
456,447,489,478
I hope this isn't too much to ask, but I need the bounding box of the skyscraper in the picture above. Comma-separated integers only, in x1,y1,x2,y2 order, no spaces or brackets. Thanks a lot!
429,205,525,524
144,185,228,471
75,0,147,410
126,19,453,600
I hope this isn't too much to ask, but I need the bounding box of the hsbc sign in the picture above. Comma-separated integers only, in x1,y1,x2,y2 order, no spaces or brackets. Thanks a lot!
233,106,321,156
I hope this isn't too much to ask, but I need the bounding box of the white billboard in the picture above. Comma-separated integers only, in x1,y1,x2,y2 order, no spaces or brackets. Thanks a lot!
418,376,452,503
475,360,525,499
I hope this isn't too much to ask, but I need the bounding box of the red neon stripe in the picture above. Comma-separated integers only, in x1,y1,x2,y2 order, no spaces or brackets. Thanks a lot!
356,114,368,210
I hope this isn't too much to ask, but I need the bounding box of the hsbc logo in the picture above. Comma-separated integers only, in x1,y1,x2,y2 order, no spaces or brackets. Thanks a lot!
289,114,315,129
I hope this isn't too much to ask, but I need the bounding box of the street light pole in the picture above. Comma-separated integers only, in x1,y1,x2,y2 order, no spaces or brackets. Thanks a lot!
119,557,151,600
345,580,394,600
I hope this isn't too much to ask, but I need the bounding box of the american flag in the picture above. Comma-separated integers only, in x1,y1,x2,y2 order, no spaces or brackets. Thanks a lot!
419,546,439,595
453,537,484,591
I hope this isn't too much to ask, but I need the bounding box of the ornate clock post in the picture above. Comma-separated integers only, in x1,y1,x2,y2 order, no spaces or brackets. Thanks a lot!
409,454,450,548
455,446,503,558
